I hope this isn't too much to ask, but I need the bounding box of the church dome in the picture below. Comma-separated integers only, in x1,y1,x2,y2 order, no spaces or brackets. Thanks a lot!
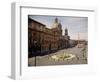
52,22,59,28
51,18,62,30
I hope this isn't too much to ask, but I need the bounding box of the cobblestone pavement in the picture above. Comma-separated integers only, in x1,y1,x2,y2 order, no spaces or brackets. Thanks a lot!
28,46,87,66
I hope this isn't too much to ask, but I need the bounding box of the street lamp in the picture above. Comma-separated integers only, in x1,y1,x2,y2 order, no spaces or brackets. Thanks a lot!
33,40,37,66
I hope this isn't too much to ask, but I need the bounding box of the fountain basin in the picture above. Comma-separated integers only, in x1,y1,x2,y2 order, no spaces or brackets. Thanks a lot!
51,53,75,61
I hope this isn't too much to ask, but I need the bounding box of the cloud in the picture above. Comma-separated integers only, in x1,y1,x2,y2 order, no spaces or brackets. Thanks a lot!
70,33,88,41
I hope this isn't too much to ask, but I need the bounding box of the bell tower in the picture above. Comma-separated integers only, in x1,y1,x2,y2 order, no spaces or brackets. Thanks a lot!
65,28,68,35
55,17,58,23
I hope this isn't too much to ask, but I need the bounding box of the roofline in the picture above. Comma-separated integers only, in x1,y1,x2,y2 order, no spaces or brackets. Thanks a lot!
28,17,46,26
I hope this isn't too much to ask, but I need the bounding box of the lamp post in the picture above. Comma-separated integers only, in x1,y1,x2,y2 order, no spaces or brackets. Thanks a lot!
33,40,37,66
78,32,80,48
34,54,36,66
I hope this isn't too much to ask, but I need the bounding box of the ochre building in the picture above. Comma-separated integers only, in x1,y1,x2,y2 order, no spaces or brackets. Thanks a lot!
28,17,70,57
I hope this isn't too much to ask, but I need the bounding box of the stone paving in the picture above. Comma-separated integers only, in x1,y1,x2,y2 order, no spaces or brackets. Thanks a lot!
28,46,87,66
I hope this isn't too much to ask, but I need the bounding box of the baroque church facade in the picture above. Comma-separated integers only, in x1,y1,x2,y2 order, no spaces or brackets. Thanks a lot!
28,17,70,57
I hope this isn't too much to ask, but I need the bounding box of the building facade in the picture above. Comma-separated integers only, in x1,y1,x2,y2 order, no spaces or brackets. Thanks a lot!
28,17,70,57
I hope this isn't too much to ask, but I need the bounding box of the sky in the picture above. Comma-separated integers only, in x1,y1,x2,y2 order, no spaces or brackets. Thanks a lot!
29,15,88,41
